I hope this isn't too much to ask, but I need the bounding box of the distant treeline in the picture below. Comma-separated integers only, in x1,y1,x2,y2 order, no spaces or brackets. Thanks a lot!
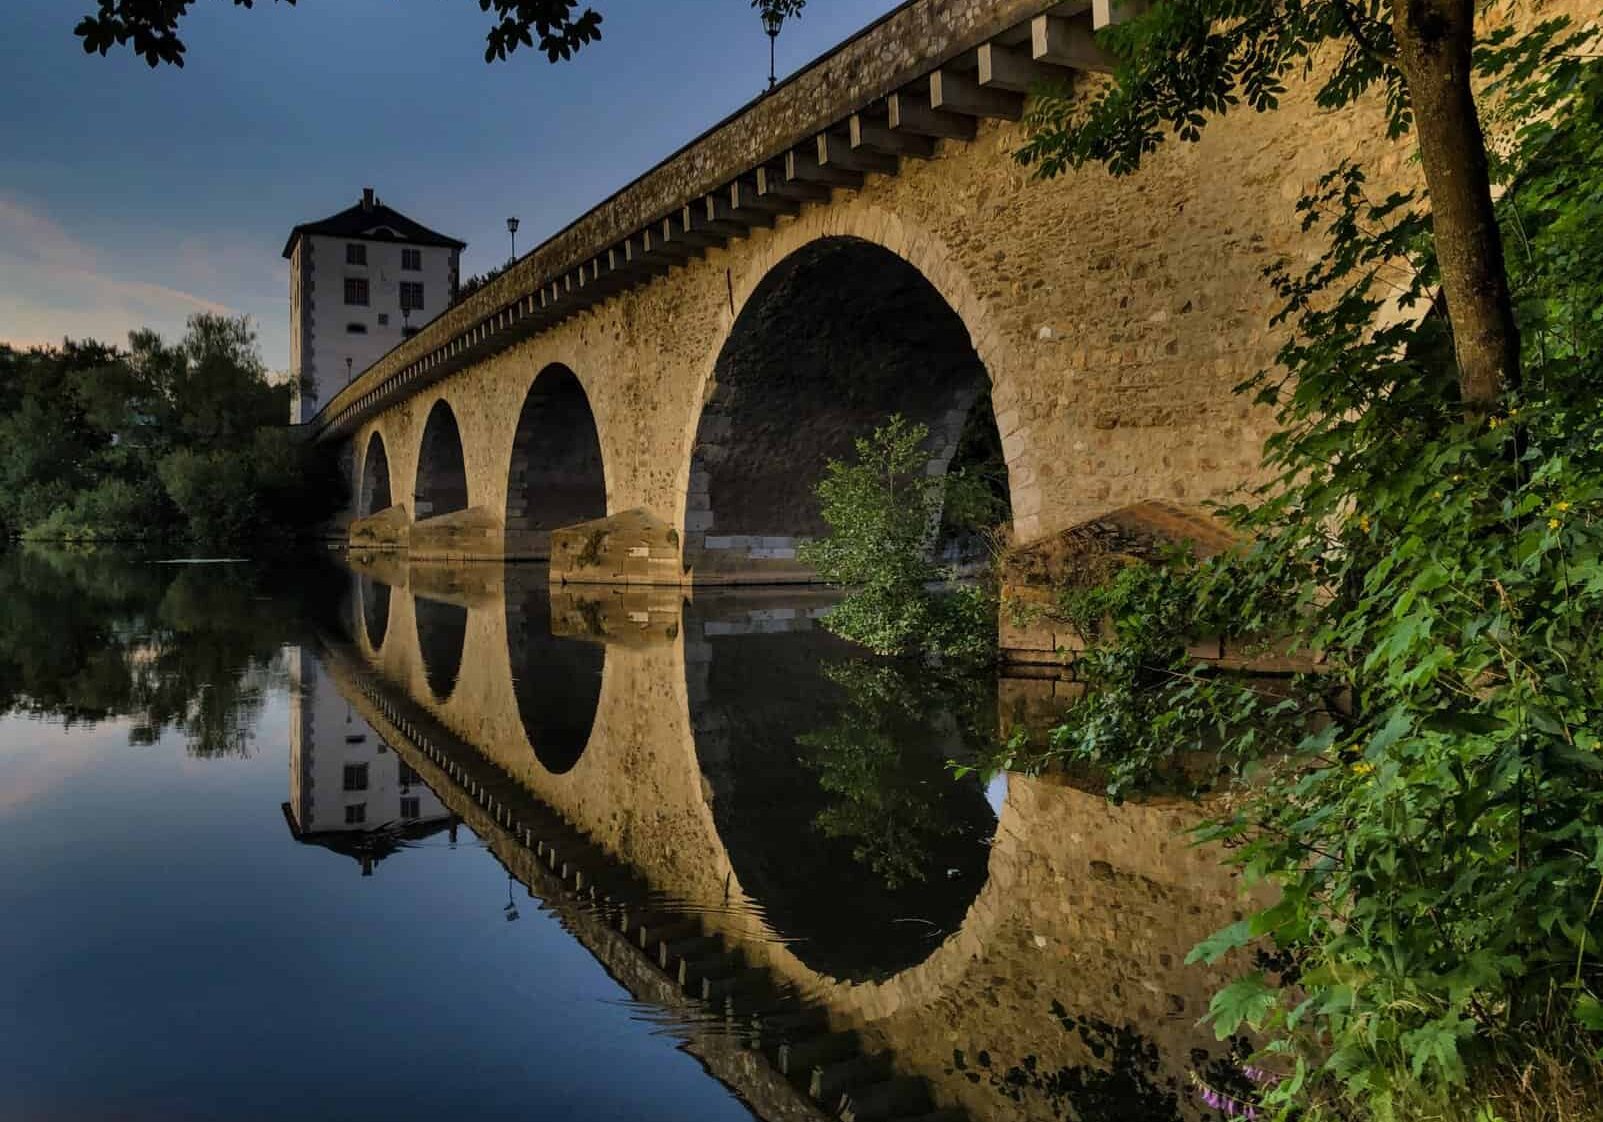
0,314,344,547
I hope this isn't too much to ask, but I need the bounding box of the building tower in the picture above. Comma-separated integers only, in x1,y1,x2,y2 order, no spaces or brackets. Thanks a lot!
283,188,466,424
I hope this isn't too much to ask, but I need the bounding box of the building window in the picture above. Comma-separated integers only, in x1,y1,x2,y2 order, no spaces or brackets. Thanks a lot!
344,277,369,306
345,322,367,334
400,281,424,313
402,326,420,339
377,313,389,326
344,733,367,743
346,243,366,266
345,803,367,825
400,796,420,820
401,248,422,271
397,762,420,787
343,763,369,792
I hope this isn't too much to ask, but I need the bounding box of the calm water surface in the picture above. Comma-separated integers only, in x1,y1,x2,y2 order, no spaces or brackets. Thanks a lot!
0,550,1251,1122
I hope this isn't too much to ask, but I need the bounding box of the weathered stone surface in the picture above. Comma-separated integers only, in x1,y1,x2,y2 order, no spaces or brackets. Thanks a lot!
406,505,504,561
348,504,409,550
550,507,682,584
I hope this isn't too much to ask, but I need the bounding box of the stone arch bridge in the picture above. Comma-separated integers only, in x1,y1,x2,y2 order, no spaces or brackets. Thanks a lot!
307,0,1418,584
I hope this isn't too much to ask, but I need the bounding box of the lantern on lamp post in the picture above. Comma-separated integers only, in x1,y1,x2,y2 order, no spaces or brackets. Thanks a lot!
506,216,520,264
762,6,783,90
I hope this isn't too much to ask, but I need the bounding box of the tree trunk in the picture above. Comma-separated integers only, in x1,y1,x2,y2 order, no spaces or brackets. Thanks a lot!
1391,0,1520,410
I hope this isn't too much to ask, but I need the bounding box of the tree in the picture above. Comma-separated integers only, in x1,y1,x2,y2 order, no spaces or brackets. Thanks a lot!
1017,0,1558,412
75,0,806,67
798,415,997,661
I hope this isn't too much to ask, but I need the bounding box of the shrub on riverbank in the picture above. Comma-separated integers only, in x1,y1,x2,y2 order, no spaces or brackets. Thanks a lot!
0,314,343,548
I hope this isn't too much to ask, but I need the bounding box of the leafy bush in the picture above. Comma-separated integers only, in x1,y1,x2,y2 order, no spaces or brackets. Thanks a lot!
799,414,997,660
24,477,168,543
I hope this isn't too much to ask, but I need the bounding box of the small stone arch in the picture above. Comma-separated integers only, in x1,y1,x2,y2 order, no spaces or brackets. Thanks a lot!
505,363,608,558
680,230,1013,580
414,399,469,519
414,593,468,703
358,573,391,651
357,431,393,517
505,578,604,775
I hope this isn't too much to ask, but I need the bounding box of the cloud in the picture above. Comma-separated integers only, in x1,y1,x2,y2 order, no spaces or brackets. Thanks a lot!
0,195,233,351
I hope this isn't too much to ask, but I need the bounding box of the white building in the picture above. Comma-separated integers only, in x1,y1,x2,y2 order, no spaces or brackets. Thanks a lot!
284,188,465,424
284,646,453,875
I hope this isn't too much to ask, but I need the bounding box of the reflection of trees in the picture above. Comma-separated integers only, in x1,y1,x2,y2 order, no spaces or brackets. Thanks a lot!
0,549,334,756
799,658,997,891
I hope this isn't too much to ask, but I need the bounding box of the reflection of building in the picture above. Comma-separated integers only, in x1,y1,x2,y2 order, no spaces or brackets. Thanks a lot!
284,646,452,874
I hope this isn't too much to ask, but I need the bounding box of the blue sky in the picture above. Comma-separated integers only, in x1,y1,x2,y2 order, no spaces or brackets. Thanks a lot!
0,0,900,371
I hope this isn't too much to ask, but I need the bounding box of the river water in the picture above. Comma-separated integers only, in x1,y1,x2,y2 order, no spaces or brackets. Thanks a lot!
0,550,1256,1122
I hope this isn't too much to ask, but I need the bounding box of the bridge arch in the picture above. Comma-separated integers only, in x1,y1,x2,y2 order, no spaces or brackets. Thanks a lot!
414,593,468,702
504,363,608,558
679,214,1021,579
357,431,393,517
505,579,605,775
684,607,998,982
413,399,470,519
357,573,391,652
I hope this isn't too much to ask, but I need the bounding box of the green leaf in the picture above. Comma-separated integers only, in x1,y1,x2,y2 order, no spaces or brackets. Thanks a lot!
1208,973,1279,1039
1187,919,1252,965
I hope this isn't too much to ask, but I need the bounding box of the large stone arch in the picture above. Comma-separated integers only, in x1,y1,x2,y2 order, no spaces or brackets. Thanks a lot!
677,209,1031,582
413,399,470,519
357,431,393,517
681,596,998,981
504,363,608,559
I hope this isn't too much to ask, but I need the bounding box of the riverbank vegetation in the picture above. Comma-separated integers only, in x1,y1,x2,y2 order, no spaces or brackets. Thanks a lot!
0,313,342,548
0,548,334,756
993,6,1603,1120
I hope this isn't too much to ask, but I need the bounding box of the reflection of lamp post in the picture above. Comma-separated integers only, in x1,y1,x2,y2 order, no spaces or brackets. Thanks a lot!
762,6,783,90
504,875,520,922
506,216,520,264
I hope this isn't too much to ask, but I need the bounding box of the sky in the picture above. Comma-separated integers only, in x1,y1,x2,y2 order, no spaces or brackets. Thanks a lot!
0,0,902,373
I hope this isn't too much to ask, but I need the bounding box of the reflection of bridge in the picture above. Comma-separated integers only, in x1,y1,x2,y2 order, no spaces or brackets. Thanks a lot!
306,0,1435,583
321,558,1257,1120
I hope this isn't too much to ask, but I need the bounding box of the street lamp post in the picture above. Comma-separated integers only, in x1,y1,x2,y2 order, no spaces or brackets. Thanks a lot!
762,7,783,90
506,216,520,264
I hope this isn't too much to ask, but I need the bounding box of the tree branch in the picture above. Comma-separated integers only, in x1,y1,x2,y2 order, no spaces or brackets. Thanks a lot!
1333,0,1397,65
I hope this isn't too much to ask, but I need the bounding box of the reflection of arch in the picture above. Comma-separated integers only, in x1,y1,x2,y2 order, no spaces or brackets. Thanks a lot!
688,618,996,981
359,574,391,650
505,364,607,557
682,235,1010,569
504,577,604,774
414,594,468,702
414,400,469,518
358,431,393,517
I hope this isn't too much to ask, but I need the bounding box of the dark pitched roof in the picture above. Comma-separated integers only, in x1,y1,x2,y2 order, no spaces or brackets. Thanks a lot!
282,197,466,259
